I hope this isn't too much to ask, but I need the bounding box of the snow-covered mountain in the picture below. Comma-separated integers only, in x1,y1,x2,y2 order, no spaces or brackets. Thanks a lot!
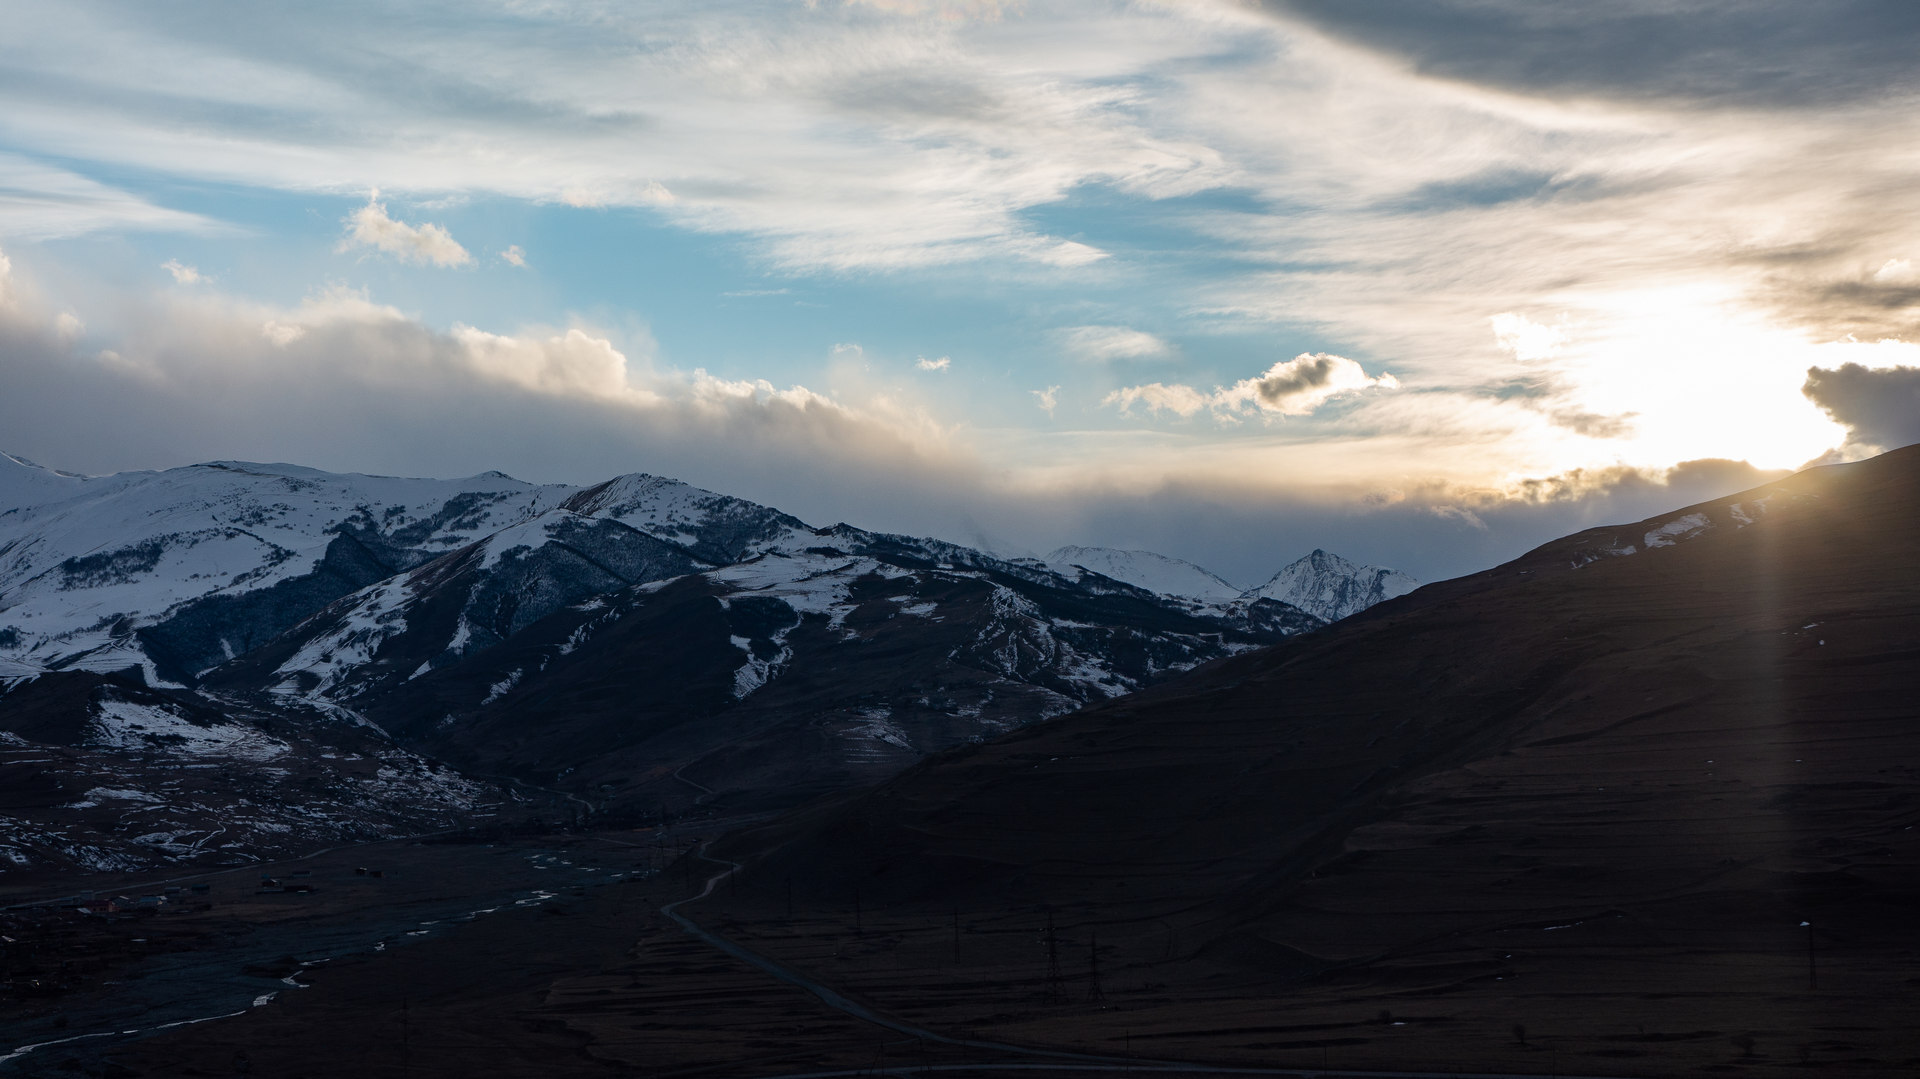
1044,545,1244,602
1042,542,1420,622
0,454,576,682
1244,549,1419,622
0,455,1332,870
209,509,1323,812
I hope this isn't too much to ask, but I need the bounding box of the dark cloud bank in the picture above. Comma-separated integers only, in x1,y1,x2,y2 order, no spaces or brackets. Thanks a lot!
1262,0,1920,108
1804,363,1920,454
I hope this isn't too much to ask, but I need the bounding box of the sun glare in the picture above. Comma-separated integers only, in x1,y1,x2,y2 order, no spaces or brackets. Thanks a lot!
1556,285,1876,471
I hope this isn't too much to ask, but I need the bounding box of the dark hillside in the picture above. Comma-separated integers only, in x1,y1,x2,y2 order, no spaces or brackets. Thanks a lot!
708,444,1920,1072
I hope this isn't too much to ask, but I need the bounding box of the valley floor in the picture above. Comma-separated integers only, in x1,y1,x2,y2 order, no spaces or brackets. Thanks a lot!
5,827,1912,1078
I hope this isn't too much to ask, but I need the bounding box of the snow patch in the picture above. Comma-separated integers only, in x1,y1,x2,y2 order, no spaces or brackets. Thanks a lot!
90,697,288,761
482,669,523,706
1644,512,1711,548
729,636,781,699
68,786,166,809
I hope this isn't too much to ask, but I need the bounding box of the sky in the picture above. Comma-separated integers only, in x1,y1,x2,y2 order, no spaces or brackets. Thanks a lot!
1,0,1918,585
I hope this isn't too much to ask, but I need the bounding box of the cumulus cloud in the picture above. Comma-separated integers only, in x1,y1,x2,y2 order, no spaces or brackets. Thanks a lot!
0,254,963,545
1490,313,1566,362
1105,353,1398,421
1803,363,1920,452
916,355,951,371
1102,381,1209,417
1057,325,1176,363
1873,259,1914,283
1032,385,1061,416
160,260,202,285
338,192,472,267
1219,353,1400,415
261,319,305,347
499,245,526,268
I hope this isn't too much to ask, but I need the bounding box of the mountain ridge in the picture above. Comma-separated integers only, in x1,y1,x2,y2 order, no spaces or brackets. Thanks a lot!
0,454,1352,871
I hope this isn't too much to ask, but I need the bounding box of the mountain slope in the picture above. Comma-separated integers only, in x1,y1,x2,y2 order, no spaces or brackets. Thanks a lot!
0,669,498,874
713,445,1920,1073
0,457,574,682
219,532,1321,811
1043,545,1245,602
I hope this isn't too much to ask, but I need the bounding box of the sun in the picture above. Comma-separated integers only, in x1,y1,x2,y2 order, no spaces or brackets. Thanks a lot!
1546,284,1890,471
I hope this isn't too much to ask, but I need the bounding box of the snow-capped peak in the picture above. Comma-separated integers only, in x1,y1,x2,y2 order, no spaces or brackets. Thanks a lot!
1242,549,1417,622
562,472,814,563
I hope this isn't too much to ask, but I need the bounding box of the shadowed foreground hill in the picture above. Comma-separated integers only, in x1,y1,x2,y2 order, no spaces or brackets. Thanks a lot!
714,444,1920,1072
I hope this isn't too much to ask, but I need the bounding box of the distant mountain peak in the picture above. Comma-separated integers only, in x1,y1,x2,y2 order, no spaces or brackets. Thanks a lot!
1041,543,1416,623
1244,550,1417,622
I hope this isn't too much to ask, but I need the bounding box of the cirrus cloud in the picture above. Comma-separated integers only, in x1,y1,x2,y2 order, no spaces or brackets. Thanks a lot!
1057,324,1176,364
842,0,1021,20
